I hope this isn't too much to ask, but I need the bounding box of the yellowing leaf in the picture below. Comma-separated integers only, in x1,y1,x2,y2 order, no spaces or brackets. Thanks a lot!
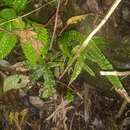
66,14,87,25
19,30,44,55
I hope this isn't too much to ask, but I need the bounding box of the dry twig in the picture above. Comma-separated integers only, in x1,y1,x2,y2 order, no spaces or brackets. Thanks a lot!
100,70,130,76
50,0,61,49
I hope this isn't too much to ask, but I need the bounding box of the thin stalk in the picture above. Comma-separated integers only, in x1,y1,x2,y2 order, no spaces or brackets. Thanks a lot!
49,0,61,49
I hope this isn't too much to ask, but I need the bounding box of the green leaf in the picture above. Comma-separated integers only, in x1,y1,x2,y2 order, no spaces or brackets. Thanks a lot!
20,26,49,65
86,40,113,69
64,91,74,102
12,18,25,29
0,8,25,30
83,64,95,77
70,52,85,83
0,31,17,59
60,30,123,90
3,0,27,12
59,30,84,57
3,74,29,93
22,41,38,65
31,65,45,84
34,26,49,44
31,64,56,98
33,25,49,58
42,67,56,98
107,76,123,89
85,37,123,89
0,8,16,20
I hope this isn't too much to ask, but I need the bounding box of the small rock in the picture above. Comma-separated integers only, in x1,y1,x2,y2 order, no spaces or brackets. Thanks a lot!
29,96,44,109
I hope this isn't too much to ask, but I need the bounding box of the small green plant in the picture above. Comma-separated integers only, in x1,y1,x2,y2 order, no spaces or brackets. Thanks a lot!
0,0,54,98
0,0,125,100
59,30,123,89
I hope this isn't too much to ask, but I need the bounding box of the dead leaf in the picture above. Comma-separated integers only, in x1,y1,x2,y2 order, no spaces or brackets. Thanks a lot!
18,30,44,54
66,14,88,25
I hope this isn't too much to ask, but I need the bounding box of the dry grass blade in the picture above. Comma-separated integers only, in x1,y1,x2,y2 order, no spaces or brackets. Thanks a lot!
46,99,72,121
46,98,73,130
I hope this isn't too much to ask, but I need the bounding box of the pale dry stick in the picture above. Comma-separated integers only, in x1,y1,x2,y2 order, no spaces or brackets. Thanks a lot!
0,0,56,27
100,71,130,103
59,0,122,80
115,88,130,103
84,83,91,124
46,100,70,121
116,100,127,119
49,0,61,49
100,70,130,76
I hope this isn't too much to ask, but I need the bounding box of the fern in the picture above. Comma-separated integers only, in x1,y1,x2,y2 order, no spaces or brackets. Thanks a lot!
70,52,86,83
31,64,56,98
42,67,56,98
59,30,84,58
85,37,123,89
59,30,95,81
59,30,124,90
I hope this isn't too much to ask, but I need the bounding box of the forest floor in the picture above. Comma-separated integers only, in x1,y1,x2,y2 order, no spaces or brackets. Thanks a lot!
1,0,130,130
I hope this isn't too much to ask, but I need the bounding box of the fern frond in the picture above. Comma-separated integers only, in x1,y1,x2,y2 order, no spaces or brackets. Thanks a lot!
58,30,84,57
60,30,123,90
42,67,56,98
85,37,123,89
31,64,56,98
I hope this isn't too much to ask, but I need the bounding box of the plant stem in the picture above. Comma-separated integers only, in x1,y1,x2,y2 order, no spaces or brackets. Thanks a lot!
49,0,61,49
